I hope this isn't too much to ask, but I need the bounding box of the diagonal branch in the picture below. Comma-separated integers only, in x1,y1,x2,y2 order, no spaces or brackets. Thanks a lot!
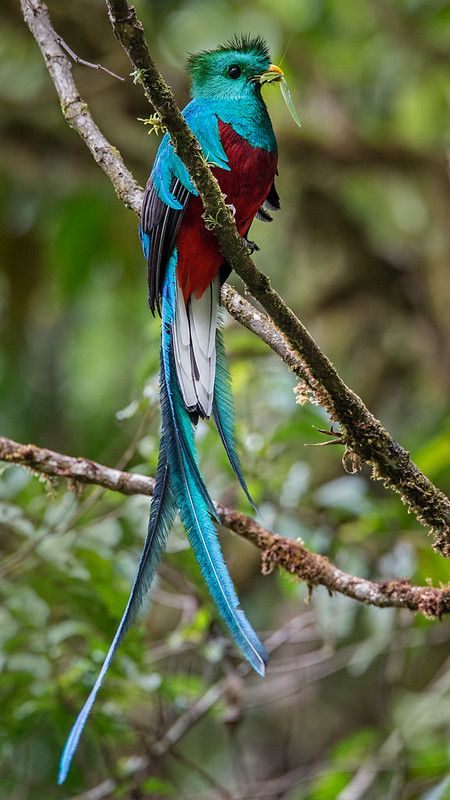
104,0,450,556
1,436,449,618
19,0,450,556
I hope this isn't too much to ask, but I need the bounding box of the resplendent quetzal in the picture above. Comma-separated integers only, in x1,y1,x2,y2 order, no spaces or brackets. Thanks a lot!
59,35,283,784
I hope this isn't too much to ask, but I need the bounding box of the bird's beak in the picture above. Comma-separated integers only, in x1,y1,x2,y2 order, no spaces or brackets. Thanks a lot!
257,63,284,84
268,64,284,79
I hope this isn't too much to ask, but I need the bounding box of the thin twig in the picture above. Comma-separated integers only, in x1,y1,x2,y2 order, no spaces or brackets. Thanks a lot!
169,746,233,800
69,616,310,800
56,34,124,80
1,436,449,619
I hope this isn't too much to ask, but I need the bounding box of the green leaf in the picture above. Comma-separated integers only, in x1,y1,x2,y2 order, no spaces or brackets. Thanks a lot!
140,777,174,795
280,77,302,126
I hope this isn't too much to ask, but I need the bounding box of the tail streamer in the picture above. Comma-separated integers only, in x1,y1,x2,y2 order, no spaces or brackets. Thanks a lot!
161,254,267,675
58,439,176,784
58,252,266,784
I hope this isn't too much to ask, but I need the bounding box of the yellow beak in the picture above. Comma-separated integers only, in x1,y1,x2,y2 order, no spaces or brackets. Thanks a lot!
267,64,284,77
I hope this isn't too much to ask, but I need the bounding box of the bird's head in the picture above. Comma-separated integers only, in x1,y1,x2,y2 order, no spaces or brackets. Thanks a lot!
187,35,283,101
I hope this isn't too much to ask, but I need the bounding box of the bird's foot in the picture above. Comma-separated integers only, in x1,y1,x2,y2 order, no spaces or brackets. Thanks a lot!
242,236,260,254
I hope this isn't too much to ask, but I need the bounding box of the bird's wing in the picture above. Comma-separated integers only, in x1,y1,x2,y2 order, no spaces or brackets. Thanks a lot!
141,174,190,316
140,100,230,315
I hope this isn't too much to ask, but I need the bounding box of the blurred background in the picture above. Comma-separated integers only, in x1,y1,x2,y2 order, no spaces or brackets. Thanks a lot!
1,0,450,798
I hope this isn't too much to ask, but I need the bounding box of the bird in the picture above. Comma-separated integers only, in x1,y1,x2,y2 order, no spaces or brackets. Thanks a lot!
58,34,282,784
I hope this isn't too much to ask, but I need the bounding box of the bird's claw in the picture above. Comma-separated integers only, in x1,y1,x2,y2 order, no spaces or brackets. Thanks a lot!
242,237,260,254
305,424,345,448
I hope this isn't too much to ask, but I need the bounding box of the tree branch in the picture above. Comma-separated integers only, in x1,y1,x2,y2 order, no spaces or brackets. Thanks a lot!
19,0,141,213
2,436,449,618
19,0,450,557
104,0,450,556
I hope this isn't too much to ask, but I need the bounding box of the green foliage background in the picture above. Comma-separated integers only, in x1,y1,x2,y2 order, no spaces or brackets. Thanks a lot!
0,0,449,798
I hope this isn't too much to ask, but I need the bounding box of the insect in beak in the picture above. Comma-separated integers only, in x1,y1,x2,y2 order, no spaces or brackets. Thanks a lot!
257,63,284,84
254,63,301,127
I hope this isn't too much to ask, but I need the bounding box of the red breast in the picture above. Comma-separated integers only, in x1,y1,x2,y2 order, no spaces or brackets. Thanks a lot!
176,121,277,301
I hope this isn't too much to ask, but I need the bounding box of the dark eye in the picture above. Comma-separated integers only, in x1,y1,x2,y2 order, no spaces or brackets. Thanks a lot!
228,64,241,79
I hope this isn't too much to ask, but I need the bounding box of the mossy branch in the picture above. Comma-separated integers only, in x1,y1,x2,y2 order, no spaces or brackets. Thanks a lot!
104,0,450,556
2,436,449,618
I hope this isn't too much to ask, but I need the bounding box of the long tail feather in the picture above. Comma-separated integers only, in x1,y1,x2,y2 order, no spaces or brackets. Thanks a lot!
58,441,176,784
162,258,267,676
213,325,257,510
59,251,268,782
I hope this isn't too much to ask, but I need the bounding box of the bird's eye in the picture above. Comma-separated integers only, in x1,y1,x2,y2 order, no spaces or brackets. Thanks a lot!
228,65,241,79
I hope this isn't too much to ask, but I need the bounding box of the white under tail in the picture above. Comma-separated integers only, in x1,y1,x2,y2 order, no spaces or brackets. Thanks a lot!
173,274,219,418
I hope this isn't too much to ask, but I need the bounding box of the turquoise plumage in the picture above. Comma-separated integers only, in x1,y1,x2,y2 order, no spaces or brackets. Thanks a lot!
160,254,267,671
58,35,281,783
58,436,176,783
213,323,257,510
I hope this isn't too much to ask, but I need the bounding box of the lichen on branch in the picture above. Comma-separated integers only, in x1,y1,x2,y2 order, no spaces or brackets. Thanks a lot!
1,436,449,618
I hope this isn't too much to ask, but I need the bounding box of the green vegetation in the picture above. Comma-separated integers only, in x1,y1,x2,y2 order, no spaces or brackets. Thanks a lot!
1,0,449,797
